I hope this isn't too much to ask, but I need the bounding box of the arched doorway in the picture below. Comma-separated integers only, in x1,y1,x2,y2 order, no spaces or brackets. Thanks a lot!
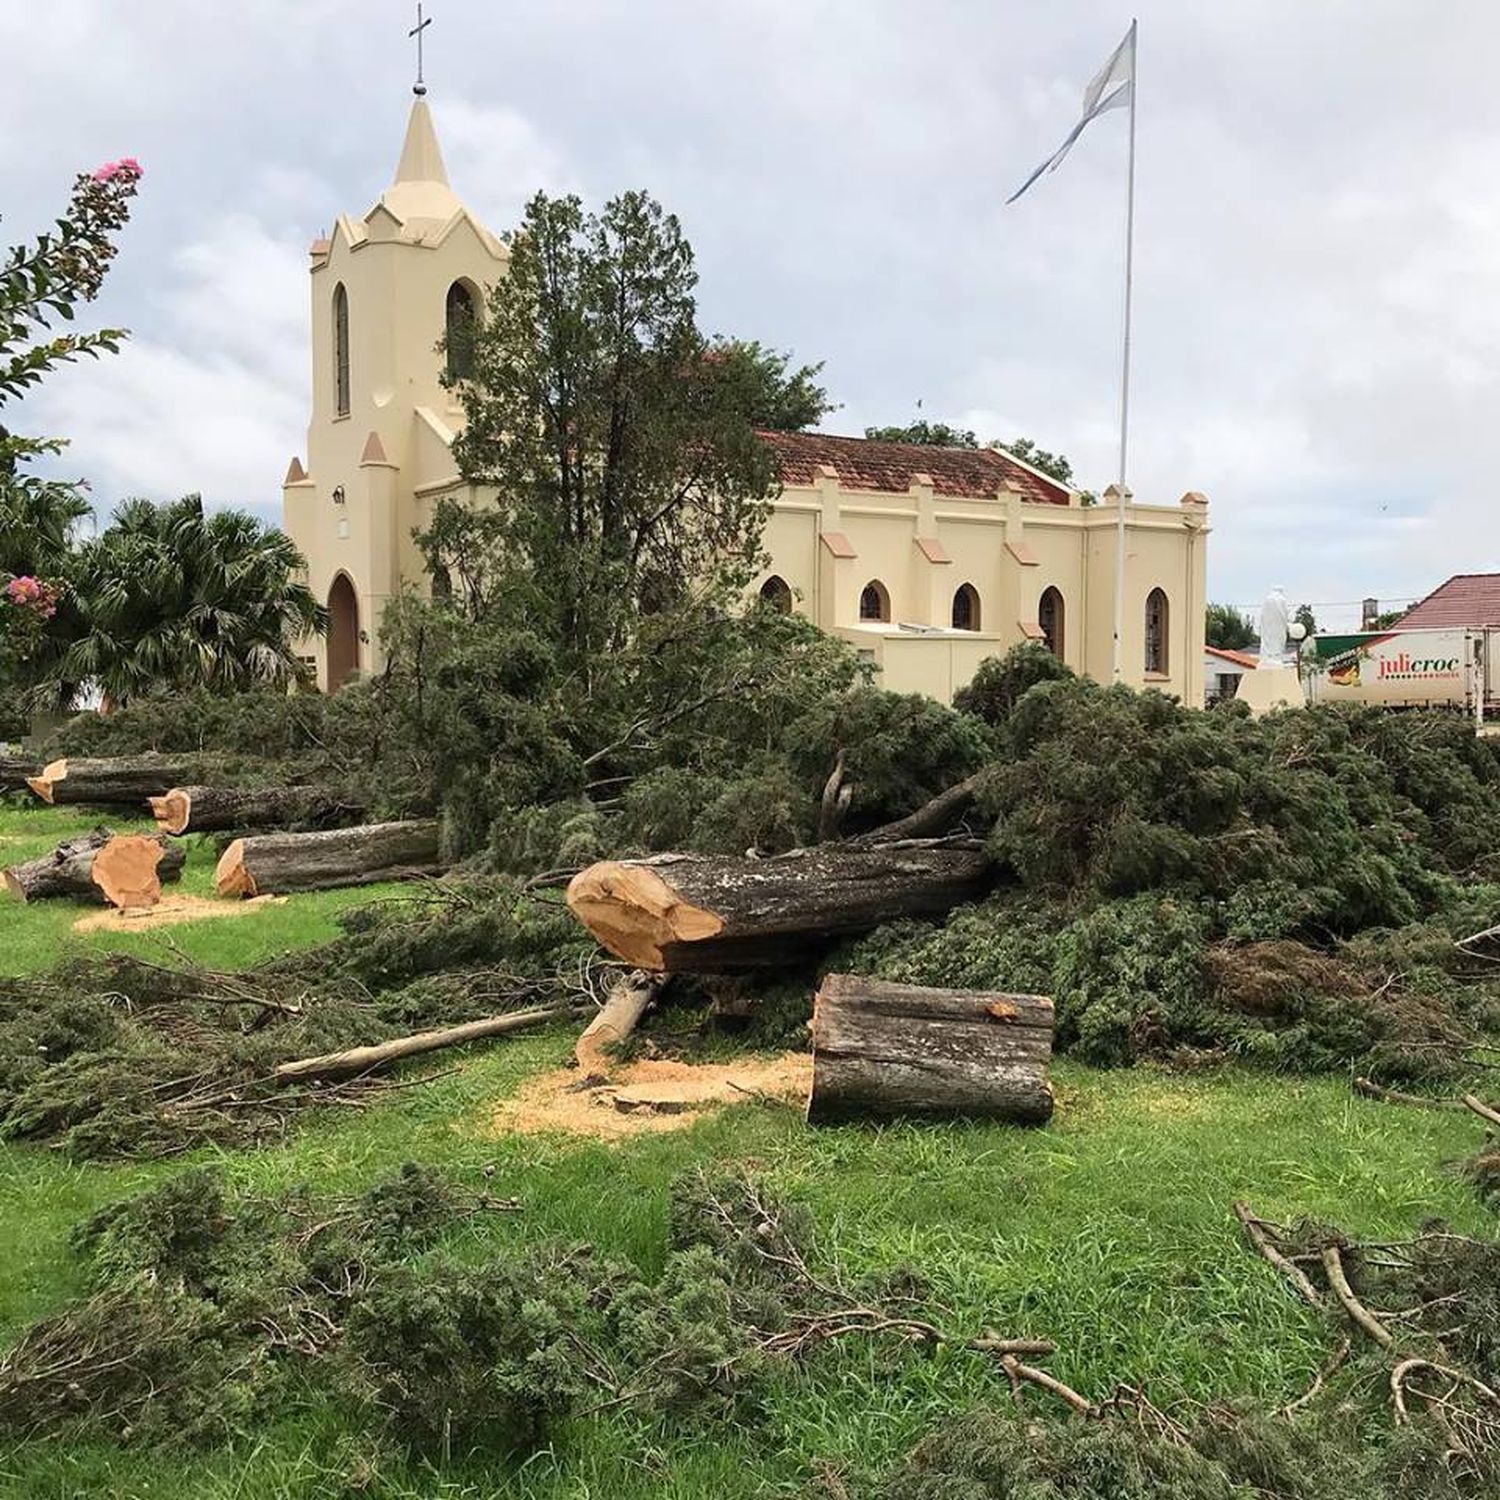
859,580,891,622
326,574,359,692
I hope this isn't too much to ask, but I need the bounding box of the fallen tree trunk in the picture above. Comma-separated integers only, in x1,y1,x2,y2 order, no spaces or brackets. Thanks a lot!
575,971,664,1076
215,819,443,897
150,784,362,837
4,829,186,908
807,973,1055,1125
567,841,994,972
1,755,38,795
275,1002,587,1082
27,755,193,808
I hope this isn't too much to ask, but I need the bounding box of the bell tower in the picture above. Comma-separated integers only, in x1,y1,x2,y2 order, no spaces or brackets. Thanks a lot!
282,93,509,691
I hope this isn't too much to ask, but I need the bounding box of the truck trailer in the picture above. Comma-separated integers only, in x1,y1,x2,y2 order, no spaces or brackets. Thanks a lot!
1305,627,1498,720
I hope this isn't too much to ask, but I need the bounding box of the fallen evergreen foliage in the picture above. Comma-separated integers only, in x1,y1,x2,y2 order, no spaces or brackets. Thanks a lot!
852,1403,1472,1500
30,643,1500,1087
9,1162,1494,1489
0,1165,955,1457
0,881,605,1158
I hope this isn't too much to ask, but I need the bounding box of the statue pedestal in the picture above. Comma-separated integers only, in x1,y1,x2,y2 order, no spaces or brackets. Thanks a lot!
1235,663,1305,717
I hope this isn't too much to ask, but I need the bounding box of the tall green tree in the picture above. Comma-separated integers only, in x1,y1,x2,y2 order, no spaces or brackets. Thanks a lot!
1205,602,1258,651
61,495,323,707
442,190,786,669
704,339,830,431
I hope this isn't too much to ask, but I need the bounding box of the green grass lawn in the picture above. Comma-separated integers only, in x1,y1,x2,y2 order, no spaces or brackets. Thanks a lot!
0,796,412,976
0,801,1494,1498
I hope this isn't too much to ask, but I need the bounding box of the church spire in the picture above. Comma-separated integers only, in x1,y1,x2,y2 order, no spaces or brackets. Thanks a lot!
372,96,460,231
394,97,449,188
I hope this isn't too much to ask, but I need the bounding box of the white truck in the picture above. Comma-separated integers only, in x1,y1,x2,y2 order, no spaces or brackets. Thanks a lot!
1305,627,1498,722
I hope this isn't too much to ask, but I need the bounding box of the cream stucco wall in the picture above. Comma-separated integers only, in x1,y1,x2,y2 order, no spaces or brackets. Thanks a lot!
755,475,1208,705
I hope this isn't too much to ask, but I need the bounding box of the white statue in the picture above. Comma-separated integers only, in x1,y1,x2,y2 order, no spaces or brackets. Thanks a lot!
1258,585,1290,667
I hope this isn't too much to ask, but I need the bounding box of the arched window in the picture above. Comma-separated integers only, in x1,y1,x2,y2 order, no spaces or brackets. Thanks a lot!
1144,587,1169,675
332,283,350,418
1039,586,1064,657
445,280,477,381
859,580,890,622
759,575,792,614
951,583,980,631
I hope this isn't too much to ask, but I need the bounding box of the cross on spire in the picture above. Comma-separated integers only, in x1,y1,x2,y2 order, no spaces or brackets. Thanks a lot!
408,3,433,96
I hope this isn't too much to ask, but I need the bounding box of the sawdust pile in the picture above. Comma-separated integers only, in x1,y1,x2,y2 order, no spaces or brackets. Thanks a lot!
72,893,288,934
490,1052,812,1140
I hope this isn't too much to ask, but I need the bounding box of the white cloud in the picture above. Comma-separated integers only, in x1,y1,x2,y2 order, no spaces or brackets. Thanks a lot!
4,0,1500,619
21,203,309,518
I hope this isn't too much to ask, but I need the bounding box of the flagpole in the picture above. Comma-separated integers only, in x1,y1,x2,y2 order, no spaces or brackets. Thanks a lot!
1111,18,1138,684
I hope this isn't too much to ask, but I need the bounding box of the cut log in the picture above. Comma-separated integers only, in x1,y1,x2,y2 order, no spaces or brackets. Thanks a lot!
1,755,38,795
26,755,193,808
575,971,665,1076
807,973,1054,1125
4,828,186,908
150,784,363,837
566,842,994,972
215,819,443,897
275,1002,587,1082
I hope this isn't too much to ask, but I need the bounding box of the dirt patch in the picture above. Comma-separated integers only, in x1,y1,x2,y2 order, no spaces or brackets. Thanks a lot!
72,893,288,934
490,1052,812,1141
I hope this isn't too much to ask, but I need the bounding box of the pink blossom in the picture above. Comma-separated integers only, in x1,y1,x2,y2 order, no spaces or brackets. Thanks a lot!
91,157,143,184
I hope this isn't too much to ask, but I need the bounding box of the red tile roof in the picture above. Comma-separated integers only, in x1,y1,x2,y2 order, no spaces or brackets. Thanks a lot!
1395,574,1500,629
1205,645,1259,670
758,430,1071,506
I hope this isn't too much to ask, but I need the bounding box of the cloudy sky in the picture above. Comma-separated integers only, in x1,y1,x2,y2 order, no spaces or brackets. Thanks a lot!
5,1,1499,627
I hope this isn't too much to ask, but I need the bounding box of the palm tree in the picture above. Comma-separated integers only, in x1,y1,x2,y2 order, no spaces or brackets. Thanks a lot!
0,473,92,577
62,495,326,707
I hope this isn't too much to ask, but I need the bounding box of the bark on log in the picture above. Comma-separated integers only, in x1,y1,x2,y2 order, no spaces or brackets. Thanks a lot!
1,755,38,795
215,819,443,897
807,973,1054,1125
566,842,994,972
275,1002,587,1082
150,784,363,837
575,971,664,1076
4,828,186,908
27,755,193,808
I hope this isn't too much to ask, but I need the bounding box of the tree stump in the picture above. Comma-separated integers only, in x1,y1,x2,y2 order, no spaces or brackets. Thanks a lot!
807,973,1055,1125
214,820,443,897
566,843,994,972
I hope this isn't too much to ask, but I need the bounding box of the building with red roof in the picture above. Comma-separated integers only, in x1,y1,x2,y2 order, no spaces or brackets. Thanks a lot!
753,429,1210,704
1394,575,1500,630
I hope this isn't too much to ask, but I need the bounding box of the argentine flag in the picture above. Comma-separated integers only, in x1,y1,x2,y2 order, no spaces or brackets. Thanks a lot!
1008,23,1136,204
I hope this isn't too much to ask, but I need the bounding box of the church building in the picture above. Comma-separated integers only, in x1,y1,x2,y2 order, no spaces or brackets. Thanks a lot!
284,96,1209,707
